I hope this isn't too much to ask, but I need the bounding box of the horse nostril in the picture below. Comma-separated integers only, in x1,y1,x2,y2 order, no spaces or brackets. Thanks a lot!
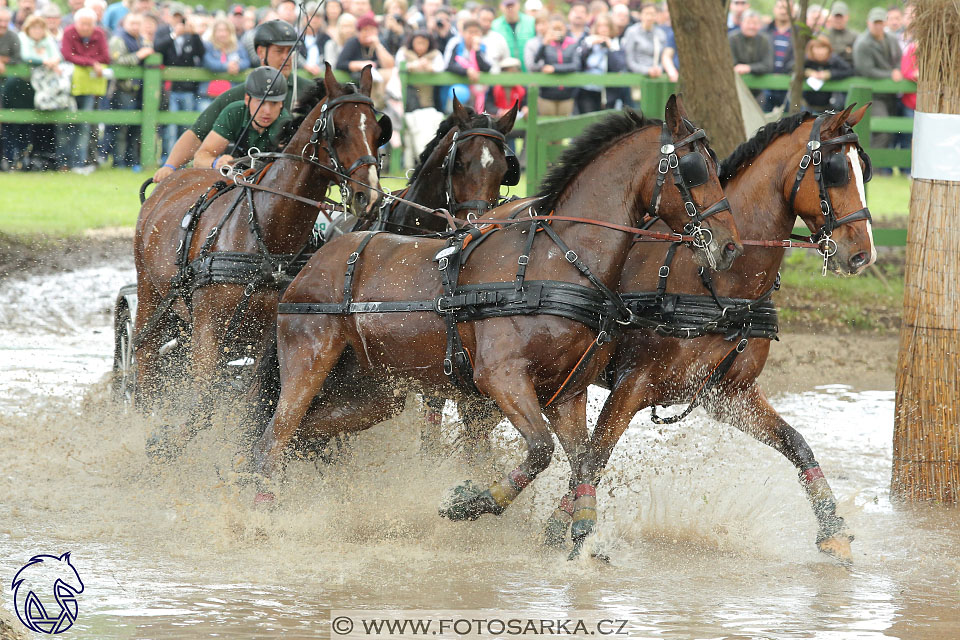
850,252,867,268
725,242,738,253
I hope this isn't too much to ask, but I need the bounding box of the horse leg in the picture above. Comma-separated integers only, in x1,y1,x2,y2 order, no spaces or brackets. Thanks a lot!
133,281,171,411
455,395,501,464
709,384,854,563
419,394,446,458
543,392,600,560
439,370,555,521
251,315,348,483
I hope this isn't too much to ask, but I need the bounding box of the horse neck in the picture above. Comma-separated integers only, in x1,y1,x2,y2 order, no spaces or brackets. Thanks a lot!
548,134,649,286
390,139,451,233
718,132,804,298
250,120,333,252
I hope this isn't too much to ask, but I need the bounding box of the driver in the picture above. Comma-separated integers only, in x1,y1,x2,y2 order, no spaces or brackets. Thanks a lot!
194,66,290,170
154,20,306,182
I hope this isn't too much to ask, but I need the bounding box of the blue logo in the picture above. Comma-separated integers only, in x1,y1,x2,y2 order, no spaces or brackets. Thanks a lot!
11,552,84,634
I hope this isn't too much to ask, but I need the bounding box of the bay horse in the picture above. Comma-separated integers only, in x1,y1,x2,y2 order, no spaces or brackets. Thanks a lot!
249,97,743,534
134,65,390,459
366,97,520,234
543,105,876,562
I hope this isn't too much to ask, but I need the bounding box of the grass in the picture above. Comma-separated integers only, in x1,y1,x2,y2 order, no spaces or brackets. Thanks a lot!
866,173,912,224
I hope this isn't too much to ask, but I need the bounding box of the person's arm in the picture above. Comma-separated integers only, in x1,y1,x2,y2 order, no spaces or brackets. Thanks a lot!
749,34,773,74
95,31,111,65
661,46,678,82
152,130,201,182
853,39,889,78
828,55,853,81
235,46,250,71
336,38,360,71
476,49,492,73
446,50,468,75
109,35,141,66
523,37,540,72
623,27,646,73
194,131,233,169
551,43,579,73
202,43,228,71
61,31,101,66
375,40,395,69
18,33,42,64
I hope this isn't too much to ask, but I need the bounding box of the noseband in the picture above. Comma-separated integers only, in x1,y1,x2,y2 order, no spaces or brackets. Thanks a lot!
787,113,873,263
643,121,732,250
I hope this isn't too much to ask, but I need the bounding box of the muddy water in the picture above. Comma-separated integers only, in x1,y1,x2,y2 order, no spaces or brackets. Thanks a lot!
1,265,958,639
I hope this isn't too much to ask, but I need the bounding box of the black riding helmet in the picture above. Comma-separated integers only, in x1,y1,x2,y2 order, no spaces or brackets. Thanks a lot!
245,66,288,102
253,20,299,48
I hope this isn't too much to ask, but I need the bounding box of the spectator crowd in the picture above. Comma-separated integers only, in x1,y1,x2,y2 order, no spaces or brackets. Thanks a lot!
0,0,917,173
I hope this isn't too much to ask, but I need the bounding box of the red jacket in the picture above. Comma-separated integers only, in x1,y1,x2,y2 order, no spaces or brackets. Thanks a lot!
60,24,110,67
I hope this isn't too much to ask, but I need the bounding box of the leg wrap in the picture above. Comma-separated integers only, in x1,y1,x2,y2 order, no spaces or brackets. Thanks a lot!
799,465,850,543
570,483,597,541
544,491,575,547
487,467,532,510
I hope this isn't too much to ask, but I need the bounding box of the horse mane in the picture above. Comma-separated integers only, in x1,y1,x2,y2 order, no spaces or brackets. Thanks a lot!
719,110,815,184
275,78,361,148
535,108,659,213
408,107,498,183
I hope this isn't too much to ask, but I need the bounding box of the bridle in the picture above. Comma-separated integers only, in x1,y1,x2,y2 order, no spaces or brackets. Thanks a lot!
787,113,873,268
642,120,732,251
302,91,392,208
441,119,520,219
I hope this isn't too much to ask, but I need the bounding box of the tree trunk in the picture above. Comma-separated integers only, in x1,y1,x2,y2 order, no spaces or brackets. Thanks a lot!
891,0,960,502
788,0,812,113
667,0,746,157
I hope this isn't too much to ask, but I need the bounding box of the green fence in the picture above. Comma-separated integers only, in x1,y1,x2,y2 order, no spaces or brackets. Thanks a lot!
0,61,912,244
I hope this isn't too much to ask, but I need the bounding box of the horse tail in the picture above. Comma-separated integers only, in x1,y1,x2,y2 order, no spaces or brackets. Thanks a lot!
139,177,154,204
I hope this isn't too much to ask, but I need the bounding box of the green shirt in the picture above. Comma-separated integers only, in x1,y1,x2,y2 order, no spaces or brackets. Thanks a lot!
189,74,307,140
210,100,291,157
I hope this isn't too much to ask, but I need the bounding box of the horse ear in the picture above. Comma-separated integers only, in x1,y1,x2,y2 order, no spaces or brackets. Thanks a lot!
451,95,470,125
496,100,519,134
358,64,374,96
673,93,690,120
664,94,685,139
824,104,856,134
323,62,342,98
846,102,871,128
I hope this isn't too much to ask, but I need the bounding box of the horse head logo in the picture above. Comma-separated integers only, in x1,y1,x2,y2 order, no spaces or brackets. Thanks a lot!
11,552,84,634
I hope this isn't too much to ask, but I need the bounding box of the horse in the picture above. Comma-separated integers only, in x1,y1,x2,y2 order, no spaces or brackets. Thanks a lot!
367,97,520,234
248,96,744,538
133,64,390,459
541,105,876,562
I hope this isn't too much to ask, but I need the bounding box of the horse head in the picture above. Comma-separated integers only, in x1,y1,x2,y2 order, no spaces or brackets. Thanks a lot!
660,95,743,271
787,104,876,275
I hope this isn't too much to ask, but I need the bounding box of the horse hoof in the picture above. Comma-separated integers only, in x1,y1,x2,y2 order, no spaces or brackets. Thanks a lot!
439,481,501,521
543,517,570,548
817,534,853,564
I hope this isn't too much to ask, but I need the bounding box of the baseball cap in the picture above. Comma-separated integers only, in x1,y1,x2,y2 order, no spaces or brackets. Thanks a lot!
356,13,378,30
831,1,849,16
231,4,245,15
867,7,887,22
502,0,519,6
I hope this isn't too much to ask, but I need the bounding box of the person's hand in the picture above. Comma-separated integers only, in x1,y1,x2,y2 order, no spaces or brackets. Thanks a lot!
667,68,678,82
228,60,240,74
137,46,154,59
648,66,662,78
153,164,175,182
0,60,6,74
466,67,479,82
92,62,104,76
214,154,235,169
733,63,751,74
304,63,322,75
542,64,554,73
44,58,59,71
891,69,903,82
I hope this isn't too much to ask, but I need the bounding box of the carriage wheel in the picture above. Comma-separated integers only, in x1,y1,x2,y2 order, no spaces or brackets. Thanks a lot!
112,305,136,408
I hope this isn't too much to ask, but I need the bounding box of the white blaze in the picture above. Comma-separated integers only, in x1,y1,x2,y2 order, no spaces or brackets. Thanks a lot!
357,112,378,210
480,145,495,168
847,147,876,265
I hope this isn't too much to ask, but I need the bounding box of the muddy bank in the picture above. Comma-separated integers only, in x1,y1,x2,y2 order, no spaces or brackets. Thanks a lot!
0,229,133,282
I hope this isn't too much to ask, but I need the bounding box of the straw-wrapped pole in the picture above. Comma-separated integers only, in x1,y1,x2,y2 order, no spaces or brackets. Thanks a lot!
891,0,960,502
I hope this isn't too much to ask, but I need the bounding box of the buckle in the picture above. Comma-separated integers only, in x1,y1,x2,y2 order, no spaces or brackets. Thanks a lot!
799,154,811,169
684,201,697,217
596,330,610,345
812,150,822,165
443,358,453,376
518,255,529,265
736,338,748,353
669,153,679,169
346,252,359,265
436,297,453,313
658,265,670,278
564,250,578,263
438,256,449,271
658,158,669,174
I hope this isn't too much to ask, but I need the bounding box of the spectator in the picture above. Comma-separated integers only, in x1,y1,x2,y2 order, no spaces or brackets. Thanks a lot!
885,4,905,52
444,17,489,111
656,2,679,82
491,55,525,118
381,0,410,55
85,0,107,27
0,7,18,74
13,0,35,31
0,6,21,171
102,0,130,34
60,7,110,172
802,36,852,110
201,17,250,110
522,11,546,74
40,4,63,43
397,30,442,110
623,3,665,78
106,11,153,168
567,1,589,42
577,14,617,113
727,0,748,32
806,3,827,32
854,7,902,151
276,0,298,27
412,0,440,30
324,0,342,31
588,0,608,24
491,0,535,71
153,6,203,160
530,14,579,116
898,3,913,50
729,10,772,76
230,4,247,39
824,2,858,65
610,4,630,39
324,12,355,66
61,0,85,28
349,0,372,19
195,65,290,169
763,0,793,110
336,12,393,106
431,5,455,53
477,4,508,72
